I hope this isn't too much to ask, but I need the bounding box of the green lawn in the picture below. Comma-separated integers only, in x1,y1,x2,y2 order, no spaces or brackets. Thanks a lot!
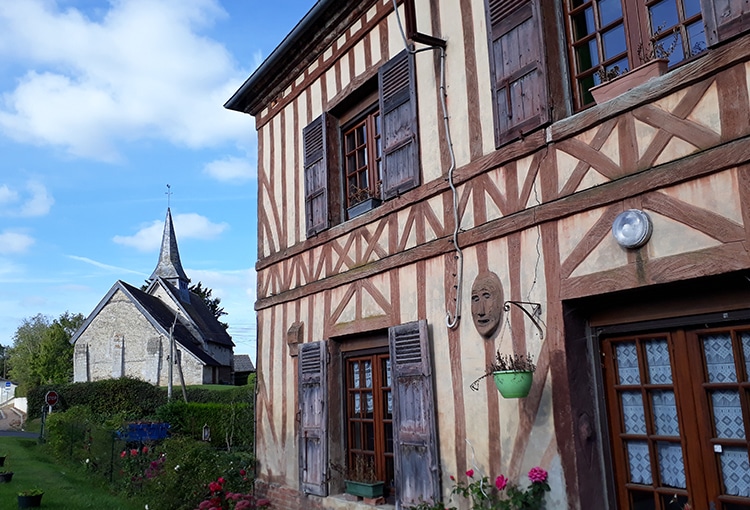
0,436,144,510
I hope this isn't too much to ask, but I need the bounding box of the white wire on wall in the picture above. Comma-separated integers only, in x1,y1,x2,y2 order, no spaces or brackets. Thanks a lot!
392,0,464,330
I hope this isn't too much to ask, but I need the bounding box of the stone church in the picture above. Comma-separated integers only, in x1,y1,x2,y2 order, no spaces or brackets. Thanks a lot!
71,208,234,385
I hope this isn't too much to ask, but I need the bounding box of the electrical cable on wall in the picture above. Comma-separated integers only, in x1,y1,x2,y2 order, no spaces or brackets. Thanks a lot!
392,0,463,330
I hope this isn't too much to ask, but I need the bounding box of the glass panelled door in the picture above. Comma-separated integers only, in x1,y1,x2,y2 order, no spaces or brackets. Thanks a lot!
602,327,750,509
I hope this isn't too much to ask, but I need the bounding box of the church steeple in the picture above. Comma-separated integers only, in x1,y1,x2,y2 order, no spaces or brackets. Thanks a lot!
149,207,190,296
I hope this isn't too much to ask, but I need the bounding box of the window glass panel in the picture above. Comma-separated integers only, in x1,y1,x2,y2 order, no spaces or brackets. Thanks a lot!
598,0,623,26
385,422,393,453
719,446,750,497
386,391,392,417
579,74,597,105
621,391,647,434
741,332,750,381
616,342,641,385
572,8,596,41
353,421,362,449
601,24,627,60
627,441,653,484
575,39,599,71
365,361,372,388
703,333,738,383
606,57,629,76
366,393,374,418
652,391,680,436
682,0,701,17
631,491,656,509
649,0,679,33
656,441,686,488
384,358,391,387
711,390,746,439
686,21,706,56
354,393,361,415
365,422,375,451
353,362,360,388
645,339,672,384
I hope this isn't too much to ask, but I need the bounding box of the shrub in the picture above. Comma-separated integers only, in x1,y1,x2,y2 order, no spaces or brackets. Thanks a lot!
156,402,253,449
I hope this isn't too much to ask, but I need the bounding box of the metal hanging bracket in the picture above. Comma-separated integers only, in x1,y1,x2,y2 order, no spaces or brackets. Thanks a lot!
503,301,544,340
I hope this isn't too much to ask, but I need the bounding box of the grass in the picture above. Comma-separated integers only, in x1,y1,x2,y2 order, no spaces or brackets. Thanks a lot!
0,436,144,510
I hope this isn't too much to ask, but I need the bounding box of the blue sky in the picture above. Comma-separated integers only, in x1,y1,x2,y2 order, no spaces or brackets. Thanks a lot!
0,0,315,361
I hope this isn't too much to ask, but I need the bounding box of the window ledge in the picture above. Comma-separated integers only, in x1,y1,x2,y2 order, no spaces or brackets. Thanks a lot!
318,493,395,509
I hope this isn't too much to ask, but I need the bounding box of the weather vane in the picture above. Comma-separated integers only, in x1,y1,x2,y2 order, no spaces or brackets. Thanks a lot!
165,184,172,207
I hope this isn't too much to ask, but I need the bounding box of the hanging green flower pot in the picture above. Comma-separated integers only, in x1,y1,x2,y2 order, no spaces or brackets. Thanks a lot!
493,370,533,398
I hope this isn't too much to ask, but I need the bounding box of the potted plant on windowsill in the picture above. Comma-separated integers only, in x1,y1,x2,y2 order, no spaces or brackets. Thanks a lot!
346,185,382,220
17,488,44,508
590,26,678,104
337,455,385,498
488,350,536,398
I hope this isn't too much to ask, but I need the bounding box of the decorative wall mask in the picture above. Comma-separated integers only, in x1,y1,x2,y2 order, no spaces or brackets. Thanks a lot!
470,271,504,338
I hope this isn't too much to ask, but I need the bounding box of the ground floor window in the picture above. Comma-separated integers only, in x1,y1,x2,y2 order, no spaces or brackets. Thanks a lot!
602,325,750,509
345,352,394,492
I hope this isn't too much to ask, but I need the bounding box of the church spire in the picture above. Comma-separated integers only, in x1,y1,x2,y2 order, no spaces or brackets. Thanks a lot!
149,207,190,294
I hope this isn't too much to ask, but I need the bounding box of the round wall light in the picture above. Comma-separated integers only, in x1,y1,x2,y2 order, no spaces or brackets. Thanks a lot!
612,209,652,249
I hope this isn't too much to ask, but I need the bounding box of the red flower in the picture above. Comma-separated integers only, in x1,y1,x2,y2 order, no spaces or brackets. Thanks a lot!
142,446,149,454
130,449,138,457
209,481,222,493
217,477,226,485
528,466,548,483
466,469,474,478
120,451,127,458
495,475,508,490
239,469,246,476
449,475,455,481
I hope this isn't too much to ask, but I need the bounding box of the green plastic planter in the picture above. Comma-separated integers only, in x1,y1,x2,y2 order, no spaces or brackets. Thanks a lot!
345,480,385,498
493,370,533,398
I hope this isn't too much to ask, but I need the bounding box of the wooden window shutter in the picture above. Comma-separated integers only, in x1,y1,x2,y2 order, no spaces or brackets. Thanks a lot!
702,0,750,46
298,341,328,496
388,320,440,508
303,114,330,237
379,50,420,200
486,0,549,147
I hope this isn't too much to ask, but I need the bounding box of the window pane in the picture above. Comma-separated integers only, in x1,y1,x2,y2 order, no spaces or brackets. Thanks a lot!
366,393,374,418
622,391,647,434
627,441,653,484
602,24,626,60
357,147,367,170
575,39,599,71
656,441,686,488
346,132,355,152
645,339,672,384
365,422,375,451
354,393,361,415
352,361,360,388
630,491,655,510
571,7,596,41
711,390,746,439
649,0,679,34
616,342,641,385
664,32,683,65
686,20,707,56
598,0,623,26
703,333,738,383
652,391,680,436
356,125,366,146
719,447,750,497
743,332,750,380
364,361,372,388
385,422,393,453
683,0,701,18
353,421,361,449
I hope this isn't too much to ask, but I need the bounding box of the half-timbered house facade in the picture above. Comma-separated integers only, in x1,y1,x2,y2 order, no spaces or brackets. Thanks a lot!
227,0,750,508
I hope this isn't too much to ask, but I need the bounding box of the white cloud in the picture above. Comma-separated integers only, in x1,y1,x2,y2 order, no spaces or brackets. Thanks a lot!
0,0,254,161
113,213,229,251
0,230,34,254
0,180,53,217
204,156,255,182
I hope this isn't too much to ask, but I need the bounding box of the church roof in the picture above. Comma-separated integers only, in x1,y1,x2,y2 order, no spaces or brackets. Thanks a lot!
149,208,189,285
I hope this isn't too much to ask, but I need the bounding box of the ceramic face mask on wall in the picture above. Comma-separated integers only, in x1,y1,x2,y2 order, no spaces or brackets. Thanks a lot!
470,271,503,338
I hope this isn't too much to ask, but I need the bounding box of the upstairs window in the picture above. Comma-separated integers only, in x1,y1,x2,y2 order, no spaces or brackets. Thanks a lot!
565,0,710,109
303,50,419,237
343,108,382,212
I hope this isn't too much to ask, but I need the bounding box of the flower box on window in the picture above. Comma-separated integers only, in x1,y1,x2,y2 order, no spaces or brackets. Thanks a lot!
347,197,381,219
590,58,669,105
345,480,385,498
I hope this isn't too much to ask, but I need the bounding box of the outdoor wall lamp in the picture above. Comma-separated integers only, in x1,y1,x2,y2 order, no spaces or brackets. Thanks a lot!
612,209,652,249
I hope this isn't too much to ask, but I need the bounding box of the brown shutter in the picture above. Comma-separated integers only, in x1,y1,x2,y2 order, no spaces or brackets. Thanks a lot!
303,114,330,237
298,341,328,496
702,0,750,46
388,320,440,508
379,50,420,200
486,0,549,147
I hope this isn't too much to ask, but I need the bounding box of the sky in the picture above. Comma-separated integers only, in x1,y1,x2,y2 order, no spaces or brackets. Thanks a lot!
0,0,316,362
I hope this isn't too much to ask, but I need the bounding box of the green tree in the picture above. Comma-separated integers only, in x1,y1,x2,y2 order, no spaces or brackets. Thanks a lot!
189,281,228,330
8,312,84,394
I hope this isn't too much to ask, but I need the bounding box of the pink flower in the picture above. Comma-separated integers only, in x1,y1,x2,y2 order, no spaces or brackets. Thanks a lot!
120,451,127,458
449,475,455,481
217,477,226,485
240,469,246,476
130,449,138,457
528,466,548,483
495,475,508,490
208,481,222,493
142,446,149,454
466,469,474,478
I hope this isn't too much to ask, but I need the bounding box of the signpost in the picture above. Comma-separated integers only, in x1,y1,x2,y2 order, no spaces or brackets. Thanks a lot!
45,391,58,407
40,390,58,443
